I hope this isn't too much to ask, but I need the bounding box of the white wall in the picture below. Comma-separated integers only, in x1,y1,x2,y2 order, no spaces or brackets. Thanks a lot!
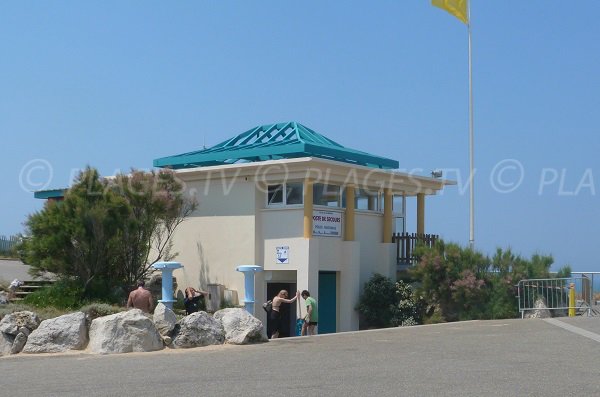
170,179,257,298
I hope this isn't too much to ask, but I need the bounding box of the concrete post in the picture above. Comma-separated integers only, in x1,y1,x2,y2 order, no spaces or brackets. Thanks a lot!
151,261,183,309
236,265,263,314
417,193,425,236
345,185,355,241
304,179,314,239
383,188,393,243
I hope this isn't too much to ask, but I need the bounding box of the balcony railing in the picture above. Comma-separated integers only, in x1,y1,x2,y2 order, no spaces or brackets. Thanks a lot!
392,233,438,266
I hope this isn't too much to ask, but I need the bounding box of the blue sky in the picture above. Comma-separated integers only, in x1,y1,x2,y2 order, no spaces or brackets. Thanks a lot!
1,1,599,271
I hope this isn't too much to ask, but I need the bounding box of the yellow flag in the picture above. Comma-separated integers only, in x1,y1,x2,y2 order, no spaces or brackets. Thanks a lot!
432,0,468,24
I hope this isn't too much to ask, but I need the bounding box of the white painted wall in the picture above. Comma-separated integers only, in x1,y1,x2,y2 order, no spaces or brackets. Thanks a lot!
170,180,256,298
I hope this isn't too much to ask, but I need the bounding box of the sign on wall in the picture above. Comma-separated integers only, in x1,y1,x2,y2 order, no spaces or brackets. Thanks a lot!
312,210,342,237
276,246,289,264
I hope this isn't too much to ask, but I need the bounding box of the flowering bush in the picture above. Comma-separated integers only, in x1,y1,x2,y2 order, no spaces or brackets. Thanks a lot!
410,241,569,321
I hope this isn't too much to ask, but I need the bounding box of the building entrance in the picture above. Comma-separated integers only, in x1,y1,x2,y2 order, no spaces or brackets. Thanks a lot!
266,282,297,338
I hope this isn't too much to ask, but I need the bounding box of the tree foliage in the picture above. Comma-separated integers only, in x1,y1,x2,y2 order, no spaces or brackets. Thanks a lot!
356,274,424,328
410,241,571,321
20,167,196,299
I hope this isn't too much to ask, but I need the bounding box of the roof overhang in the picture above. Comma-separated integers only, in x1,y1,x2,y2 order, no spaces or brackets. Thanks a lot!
171,157,455,196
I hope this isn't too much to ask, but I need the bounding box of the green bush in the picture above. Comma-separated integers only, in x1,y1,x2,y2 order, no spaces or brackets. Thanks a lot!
391,280,424,327
23,277,127,310
24,279,85,310
356,274,397,328
356,274,423,328
410,242,571,322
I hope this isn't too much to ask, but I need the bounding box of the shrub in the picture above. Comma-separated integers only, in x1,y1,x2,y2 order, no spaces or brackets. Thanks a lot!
80,303,123,320
411,242,571,322
391,280,424,326
23,279,85,310
356,274,423,328
356,274,398,328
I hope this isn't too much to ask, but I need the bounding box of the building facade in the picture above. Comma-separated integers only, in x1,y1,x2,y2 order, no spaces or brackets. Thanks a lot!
154,122,453,335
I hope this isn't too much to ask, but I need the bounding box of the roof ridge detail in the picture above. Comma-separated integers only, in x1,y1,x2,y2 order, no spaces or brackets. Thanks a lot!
153,122,398,169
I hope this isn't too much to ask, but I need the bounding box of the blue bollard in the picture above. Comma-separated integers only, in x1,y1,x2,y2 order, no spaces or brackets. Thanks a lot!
236,265,263,314
151,261,183,309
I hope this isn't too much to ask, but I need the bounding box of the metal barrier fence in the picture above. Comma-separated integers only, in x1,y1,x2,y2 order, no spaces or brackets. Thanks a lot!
517,277,592,318
0,235,20,253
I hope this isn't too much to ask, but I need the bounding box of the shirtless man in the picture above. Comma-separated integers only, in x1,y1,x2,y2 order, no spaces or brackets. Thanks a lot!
127,281,154,313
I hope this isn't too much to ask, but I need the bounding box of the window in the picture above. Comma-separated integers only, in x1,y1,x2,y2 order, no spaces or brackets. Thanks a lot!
285,182,303,205
313,183,341,207
393,194,405,216
267,182,304,206
267,184,284,205
355,188,379,211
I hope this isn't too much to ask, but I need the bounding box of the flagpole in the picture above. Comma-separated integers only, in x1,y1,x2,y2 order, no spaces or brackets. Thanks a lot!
467,0,475,249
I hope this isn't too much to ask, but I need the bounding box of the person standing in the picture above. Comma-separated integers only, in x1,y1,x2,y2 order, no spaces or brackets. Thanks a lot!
270,289,299,339
301,290,318,336
184,286,209,314
127,281,154,313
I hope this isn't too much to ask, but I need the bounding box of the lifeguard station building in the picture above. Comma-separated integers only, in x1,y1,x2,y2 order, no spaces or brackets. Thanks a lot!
153,122,453,336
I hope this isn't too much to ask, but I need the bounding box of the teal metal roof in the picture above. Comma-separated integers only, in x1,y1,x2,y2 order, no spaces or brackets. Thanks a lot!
153,122,399,169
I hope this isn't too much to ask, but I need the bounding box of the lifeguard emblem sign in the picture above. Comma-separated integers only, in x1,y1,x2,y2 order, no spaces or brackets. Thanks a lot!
276,246,289,264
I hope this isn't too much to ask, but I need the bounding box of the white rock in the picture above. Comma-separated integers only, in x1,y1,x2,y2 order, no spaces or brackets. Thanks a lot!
152,303,177,336
0,311,40,335
524,298,551,319
0,332,15,356
23,312,88,353
88,309,163,354
172,311,225,348
10,332,27,354
213,308,267,344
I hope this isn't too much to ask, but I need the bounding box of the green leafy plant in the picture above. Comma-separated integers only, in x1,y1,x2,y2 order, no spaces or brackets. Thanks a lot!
410,242,570,322
23,279,86,309
20,167,196,300
356,274,423,328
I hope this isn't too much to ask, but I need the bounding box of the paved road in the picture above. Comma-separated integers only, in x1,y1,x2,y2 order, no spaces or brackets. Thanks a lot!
2,317,600,396
0,259,30,283
0,259,55,283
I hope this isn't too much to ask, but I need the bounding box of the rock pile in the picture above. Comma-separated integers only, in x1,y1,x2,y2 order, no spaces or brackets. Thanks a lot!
0,311,41,355
0,306,266,356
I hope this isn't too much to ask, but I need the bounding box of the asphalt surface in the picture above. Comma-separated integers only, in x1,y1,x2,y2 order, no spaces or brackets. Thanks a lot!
0,259,55,283
2,317,600,396
0,259,30,283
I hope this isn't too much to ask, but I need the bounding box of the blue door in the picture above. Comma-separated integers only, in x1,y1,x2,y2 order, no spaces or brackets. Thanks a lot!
318,271,337,334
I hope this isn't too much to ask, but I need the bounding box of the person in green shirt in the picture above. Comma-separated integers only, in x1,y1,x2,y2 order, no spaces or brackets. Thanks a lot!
301,290,318,336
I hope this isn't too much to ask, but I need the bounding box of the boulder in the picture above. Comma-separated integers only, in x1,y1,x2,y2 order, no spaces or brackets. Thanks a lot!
10,332,28,354
88,309,163,354
153,303,177,336
23,312,88,353
213,308,267,344
524,298,551,319
0,292,9,305
0,332,15,356
172,311,225,348
0,311,40,335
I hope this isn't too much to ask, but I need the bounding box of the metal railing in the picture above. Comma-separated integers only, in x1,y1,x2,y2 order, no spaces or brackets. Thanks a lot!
392,233,438,266
517,277,592,318
0,235,20,253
